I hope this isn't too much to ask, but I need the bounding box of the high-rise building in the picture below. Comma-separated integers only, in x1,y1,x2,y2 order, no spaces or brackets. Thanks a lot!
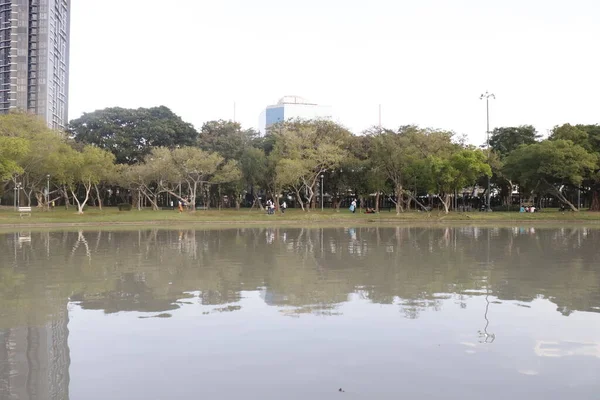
0,0,70,130
258,95,332,134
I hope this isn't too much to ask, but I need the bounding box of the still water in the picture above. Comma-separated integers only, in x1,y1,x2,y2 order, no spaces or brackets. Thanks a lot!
1,226,599,399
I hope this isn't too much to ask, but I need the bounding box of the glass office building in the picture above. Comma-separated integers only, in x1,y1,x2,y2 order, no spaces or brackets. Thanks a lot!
259,96,332,134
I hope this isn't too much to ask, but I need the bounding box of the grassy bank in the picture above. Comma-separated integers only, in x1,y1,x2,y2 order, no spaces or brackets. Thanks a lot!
1,206,600,228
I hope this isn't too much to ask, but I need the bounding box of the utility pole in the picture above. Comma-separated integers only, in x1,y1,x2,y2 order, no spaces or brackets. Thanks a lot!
480,91,495,211
321,174,324,211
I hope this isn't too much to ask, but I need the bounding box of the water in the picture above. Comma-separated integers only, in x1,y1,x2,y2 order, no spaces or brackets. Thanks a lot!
1,226,599,400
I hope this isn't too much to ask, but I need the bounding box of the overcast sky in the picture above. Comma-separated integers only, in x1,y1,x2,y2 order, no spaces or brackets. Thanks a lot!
69,0,599,144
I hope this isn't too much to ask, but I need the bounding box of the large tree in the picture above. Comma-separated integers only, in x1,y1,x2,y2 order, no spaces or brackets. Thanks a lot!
272,120,349,211
69,106,198,164
486,125,541,205
550,124,600,210
425,148,492,213
370,126,456,214
503,139,597,211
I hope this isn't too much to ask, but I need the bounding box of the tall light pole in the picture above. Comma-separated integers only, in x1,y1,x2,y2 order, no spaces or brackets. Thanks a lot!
480,91,495,211
16,182,21,208
46,174,50,210
320,174,324,211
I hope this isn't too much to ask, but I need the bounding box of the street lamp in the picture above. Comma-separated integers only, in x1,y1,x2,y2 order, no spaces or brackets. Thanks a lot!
13,186,17,210
480,91,495,211
320,174,324,211
16,182,21,209
46,174,50,210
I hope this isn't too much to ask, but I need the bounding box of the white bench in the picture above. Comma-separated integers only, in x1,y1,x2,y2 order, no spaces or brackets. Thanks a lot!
18,206,32,217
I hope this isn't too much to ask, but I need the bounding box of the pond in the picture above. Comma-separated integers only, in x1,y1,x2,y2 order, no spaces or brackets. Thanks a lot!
1,226,599,399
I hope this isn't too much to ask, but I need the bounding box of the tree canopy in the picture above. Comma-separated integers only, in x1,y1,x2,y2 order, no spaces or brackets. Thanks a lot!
69,106,198,164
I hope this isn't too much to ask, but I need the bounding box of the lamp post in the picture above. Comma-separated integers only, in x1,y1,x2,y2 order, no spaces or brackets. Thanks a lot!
16,182,21,208
480,91,495,211
320,174,324,211
46,174,50,210
13,186,17,210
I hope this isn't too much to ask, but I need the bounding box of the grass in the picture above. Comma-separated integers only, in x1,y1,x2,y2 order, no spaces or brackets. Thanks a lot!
1,206,600,228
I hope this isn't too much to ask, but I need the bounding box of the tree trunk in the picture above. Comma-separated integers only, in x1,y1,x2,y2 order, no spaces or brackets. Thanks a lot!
591,189,600,211
71,184,91,214
441,194,450,214
405,192,430,212
62,186,70,209
294,188,305,211
375,192,380,212
94,184,103,211
393,184,404,215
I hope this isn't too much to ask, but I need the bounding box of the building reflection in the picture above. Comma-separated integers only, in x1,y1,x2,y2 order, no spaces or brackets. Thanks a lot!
0,309,69,400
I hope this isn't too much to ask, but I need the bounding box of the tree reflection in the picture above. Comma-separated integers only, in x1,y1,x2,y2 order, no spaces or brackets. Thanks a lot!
1,226,600,327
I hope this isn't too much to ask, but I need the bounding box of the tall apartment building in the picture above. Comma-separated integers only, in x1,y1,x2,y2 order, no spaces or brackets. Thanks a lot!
0,0,70,130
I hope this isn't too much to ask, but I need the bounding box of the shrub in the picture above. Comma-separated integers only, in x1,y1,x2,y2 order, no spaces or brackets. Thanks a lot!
118,203,133,211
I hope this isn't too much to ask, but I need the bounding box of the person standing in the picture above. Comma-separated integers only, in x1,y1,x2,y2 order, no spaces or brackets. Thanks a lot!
350,199,357,214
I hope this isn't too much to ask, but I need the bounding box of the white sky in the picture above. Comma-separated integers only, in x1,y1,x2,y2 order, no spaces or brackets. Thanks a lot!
69,0,600,144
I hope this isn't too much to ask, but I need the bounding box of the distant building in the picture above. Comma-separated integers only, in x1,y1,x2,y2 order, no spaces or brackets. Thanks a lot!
258,95,332,134
0,0,71,130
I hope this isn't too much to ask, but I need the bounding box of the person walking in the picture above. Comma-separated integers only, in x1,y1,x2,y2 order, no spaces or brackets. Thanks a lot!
350,199,357,214
281,200,287,214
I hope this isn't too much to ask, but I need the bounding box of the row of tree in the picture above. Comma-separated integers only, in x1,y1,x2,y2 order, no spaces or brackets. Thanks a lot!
1,107,599,213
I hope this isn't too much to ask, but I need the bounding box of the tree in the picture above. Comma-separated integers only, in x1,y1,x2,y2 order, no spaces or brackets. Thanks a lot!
503,140,597,211
425,148,492,213
487,125,541,206
69,106,198,164
212,160,243,209
550,124,600,210
489,125,541,158
240,147,268,209
61,146,116,214
370,126,454,214
170,147,224,209
271,120,349,211
198,120,258,160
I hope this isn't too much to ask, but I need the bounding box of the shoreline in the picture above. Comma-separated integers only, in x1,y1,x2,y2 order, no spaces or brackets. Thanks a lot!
1,217,600,230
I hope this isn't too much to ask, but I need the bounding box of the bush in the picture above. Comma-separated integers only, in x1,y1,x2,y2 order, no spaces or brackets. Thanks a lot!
118,203,132,211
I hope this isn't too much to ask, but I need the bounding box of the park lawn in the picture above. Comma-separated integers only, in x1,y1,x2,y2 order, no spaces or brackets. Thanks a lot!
1,206,600,226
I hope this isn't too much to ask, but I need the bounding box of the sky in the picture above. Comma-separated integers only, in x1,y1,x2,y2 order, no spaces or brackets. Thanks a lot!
69,0,600,144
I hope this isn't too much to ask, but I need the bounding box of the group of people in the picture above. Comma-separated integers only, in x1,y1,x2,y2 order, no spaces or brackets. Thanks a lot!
266,199,287,215
520,205,537,213
349,199,377,214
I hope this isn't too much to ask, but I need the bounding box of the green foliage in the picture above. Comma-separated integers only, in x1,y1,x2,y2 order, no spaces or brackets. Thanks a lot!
489,125,540,158
118,203,133,211
198,120,258,160
69,106,198,164
503,140,596,188
0,136,28,179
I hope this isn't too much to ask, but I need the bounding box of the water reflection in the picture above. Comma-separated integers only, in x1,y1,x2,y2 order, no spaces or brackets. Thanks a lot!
1,226,600,399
